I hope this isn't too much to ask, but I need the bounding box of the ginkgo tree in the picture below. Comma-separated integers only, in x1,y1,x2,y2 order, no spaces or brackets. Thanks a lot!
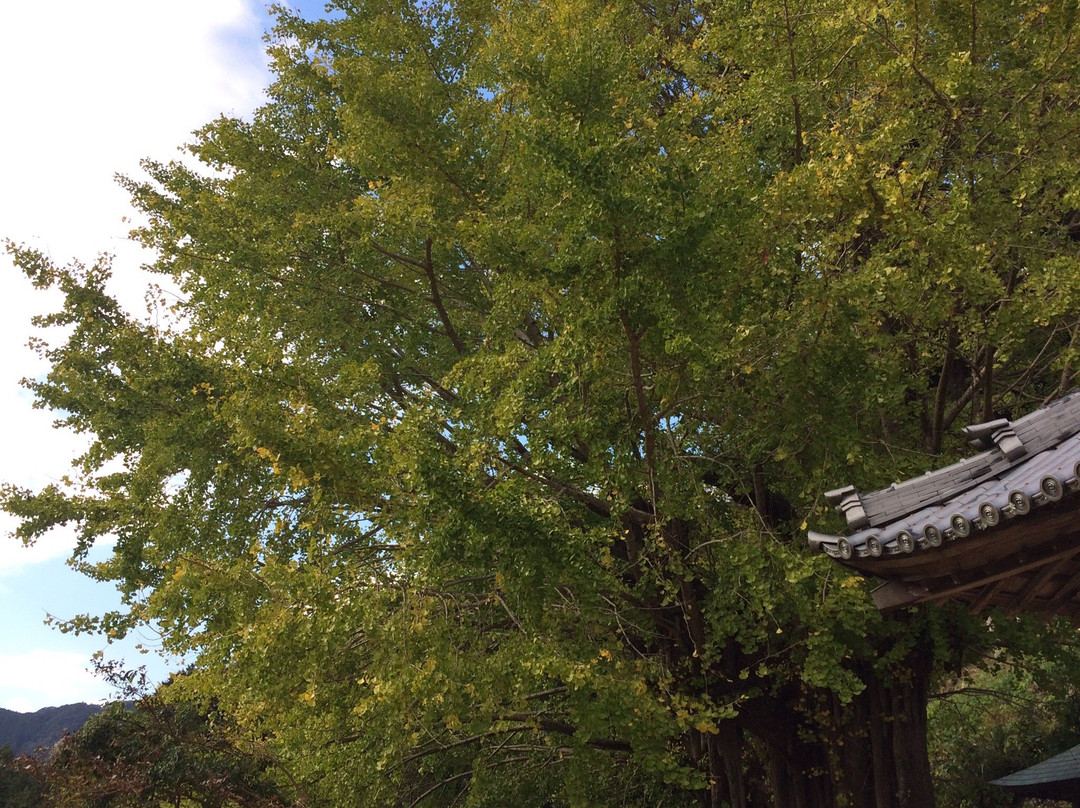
6,0,1080,805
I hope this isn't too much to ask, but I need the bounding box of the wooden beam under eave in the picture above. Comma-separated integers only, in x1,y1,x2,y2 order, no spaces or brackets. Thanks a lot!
971,579,1008,614
1046,565,1080,613
872,580,932,610
916,545,1080,606
869,546,1080,614
1013,557,1074,615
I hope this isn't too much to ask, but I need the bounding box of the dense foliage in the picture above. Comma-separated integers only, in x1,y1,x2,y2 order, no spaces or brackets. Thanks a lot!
41,693,292,808
2,668,292,808
0,745,44,808
6,0,1080,805
929,659,1080,808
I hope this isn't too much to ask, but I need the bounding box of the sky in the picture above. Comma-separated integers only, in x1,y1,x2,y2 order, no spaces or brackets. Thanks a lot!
0,0,328,713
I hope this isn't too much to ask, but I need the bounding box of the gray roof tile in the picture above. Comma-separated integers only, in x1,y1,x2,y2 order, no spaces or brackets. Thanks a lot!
991,743,1080,788
811,392,1080,559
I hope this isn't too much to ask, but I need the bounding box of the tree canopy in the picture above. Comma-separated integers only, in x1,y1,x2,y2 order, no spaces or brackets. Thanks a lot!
0,745,43,808
6,0,1080,805
41,691,293,808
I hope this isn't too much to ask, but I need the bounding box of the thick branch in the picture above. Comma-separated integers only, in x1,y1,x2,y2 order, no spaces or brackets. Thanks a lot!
496,457,613,519
501,714,634,752
621,312,659,515
781,0,804,165
863,17,956,115
928,327,959,453
399,725,534,767
423,238,467,354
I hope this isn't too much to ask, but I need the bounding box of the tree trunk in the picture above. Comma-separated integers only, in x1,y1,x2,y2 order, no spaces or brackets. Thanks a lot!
708,722,748,808
841,651,936,808
729,644,935,808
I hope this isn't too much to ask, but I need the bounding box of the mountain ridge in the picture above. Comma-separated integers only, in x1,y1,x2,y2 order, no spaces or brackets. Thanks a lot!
0,703,103,755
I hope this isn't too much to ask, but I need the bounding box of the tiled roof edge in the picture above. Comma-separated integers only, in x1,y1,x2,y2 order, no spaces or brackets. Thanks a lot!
810,392,1080,561
990,744,1080,788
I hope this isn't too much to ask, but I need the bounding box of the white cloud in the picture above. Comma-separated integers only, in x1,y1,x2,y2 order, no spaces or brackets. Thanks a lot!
0,649,110,711
0,0,271,561
0,2,272,706
0,0,270,284
0,524,74,577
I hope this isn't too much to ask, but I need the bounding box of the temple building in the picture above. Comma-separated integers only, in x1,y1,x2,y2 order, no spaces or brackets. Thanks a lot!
808,391,1080,618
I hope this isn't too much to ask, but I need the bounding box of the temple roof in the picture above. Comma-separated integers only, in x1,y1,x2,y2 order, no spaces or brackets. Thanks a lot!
809,391,1080,616
990,743,1080,802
